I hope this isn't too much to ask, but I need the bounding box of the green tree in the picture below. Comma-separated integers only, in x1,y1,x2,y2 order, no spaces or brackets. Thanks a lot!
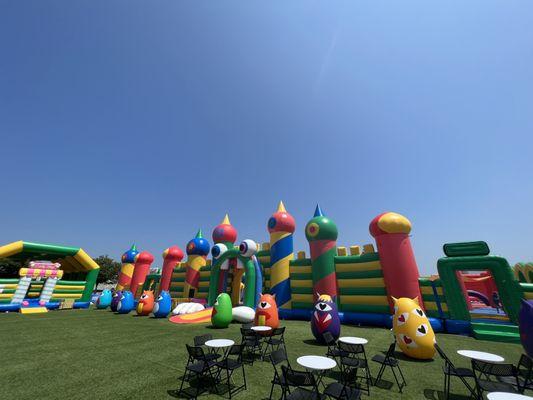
0,258,20,278
93,255,121,284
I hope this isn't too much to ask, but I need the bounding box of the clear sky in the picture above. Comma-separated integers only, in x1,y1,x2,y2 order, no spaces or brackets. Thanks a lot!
1,1,532,275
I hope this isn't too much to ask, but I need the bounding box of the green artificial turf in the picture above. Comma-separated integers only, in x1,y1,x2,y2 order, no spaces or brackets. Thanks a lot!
0,309,524,400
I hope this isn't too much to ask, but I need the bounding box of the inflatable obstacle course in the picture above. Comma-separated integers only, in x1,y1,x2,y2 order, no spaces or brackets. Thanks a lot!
0,241,100,312
111,202,531,344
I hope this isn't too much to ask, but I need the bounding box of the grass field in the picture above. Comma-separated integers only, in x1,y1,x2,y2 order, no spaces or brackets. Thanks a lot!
0,309,524,400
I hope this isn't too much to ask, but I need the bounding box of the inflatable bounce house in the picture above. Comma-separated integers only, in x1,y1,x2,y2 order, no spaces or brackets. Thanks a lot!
112,202,533,343
0,241,99,313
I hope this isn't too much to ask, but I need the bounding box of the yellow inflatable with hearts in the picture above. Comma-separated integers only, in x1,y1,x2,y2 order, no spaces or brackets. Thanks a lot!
392,297,436,360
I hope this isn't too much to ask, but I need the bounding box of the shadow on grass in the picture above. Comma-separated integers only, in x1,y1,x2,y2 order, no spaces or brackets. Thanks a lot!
423,388,471,400
302,339,326,347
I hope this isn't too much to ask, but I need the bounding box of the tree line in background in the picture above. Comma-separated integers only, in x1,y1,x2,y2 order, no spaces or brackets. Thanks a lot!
0,255,122,285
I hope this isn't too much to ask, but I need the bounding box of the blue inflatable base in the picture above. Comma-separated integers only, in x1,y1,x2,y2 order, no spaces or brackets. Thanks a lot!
445,319,471,335
0,304,21,312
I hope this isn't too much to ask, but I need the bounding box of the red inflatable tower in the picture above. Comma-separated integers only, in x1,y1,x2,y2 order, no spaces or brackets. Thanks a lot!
369,212,423,310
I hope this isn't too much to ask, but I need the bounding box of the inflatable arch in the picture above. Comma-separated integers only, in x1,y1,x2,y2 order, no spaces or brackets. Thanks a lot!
437,241,525,323
207,244,262,309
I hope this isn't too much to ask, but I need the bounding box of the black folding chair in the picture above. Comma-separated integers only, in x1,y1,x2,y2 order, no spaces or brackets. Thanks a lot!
193,334,219,362
434,343,475,399
282,365,324,400
471,359,520,398
263,327,286,360
179,344,218,399
240,327,263,364
371,341,406,393
497,354,533,393
338,342,372,395
323,368,362,400
322,332,345,361
268,348,292,400
215,344,247,399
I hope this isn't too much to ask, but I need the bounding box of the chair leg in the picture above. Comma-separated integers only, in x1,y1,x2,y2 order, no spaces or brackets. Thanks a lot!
242,365,247,390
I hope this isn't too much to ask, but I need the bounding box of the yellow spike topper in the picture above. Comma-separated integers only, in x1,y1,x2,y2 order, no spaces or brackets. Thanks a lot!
392,297,436,359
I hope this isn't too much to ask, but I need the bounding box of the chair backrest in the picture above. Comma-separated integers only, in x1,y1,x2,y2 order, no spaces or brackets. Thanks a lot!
339,341,365,356
471,359,517,377
340,367,358,384
227,344,244,359
322,331,336,346
269,348,289,367
519,354,533,373
186,344,206,361
434,343,453,364
193,334,212,346
281,365,317,388
271,327,285,336
242,322,253,329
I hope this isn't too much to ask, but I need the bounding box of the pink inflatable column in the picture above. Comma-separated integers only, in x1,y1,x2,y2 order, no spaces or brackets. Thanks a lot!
130,251,155,298
369,212,423,310
160,246,184,293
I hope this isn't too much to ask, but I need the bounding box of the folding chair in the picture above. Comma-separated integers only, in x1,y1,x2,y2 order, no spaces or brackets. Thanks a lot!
323,368,361,400
240,327,263,364
215,344,247,399
178,344,219,399
338,341,372,395
497,354,533,393
322,332,345,361
263,327,286,360
281,365,324,400
434,343,475,399
268,348,292,400
471,359,520,398
193,334,219,362
371,341,406,393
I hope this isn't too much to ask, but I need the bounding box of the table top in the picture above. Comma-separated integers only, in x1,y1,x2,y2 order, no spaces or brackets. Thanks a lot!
251,326,272,332
205,339,235,348
457,350,504,362
339,336,368,345
297,355,337,370
487,393,533,400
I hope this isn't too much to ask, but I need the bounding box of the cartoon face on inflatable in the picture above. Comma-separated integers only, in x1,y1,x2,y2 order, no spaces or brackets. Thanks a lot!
519,299,533,357
110,290,122,312
254,294,279,329
136,290,155,316
153,291,172,318
211,293,232,328
311,294,340,343
96,289,112,309
117,291,134,314
392,297,435,359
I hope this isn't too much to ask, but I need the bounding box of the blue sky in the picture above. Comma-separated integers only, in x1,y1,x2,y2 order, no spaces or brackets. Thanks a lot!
1,1,532,275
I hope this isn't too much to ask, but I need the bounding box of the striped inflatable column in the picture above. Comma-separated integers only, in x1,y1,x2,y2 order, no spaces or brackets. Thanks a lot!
160,246,184,293
268,201,295,309
369,212,422,310
184,229,210,298
305,205,338,303
116,244,139,291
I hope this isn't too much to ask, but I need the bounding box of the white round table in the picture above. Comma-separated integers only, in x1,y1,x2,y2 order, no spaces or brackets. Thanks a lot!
205,339,235,349
297,355,337,371
488,393,533,400
251,326,272,332
457,350,504,363
339,336,368,345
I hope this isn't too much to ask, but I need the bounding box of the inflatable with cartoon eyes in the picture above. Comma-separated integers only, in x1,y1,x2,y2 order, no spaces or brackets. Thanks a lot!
311,294,340,343
254,293,279,330
392,297,436,359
